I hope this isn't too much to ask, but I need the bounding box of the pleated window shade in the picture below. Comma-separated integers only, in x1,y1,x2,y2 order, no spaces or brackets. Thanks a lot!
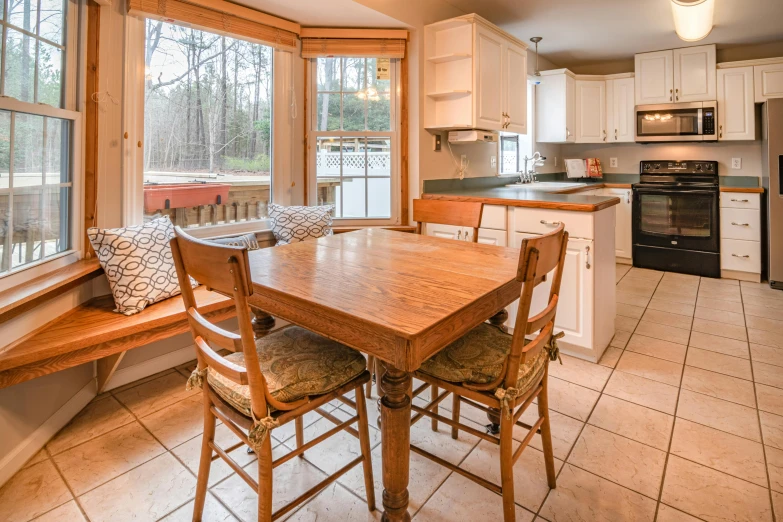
127,0,298,50
301,38,405,59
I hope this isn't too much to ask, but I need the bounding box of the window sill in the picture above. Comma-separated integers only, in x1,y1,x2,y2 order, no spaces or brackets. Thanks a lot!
0,258,104,325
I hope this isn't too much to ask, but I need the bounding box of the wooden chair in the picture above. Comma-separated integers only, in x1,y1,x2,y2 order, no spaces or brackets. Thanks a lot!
410,224,569,522
365,198,484,402
170,227,375,522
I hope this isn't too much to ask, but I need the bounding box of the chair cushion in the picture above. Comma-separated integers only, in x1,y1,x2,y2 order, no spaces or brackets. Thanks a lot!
418,323,548,392
207,326,366,416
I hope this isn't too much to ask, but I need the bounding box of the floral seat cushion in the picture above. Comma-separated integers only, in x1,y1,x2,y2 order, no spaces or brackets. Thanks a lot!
418,323,548,392
207,326,366,416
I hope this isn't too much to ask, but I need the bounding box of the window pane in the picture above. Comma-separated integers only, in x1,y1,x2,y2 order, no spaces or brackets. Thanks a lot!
45,117,68,183
342,58,364,92
143,21,273,228
342,93,365,131
315,136,338,178
12,187,42,267
13,113,43,187
366,58,391,93
4,29,36,103
317,57,340,91
367,177,390,218
341,137,364,176
340,177,365,218
501,136,518,174
367,93,391,131
0,111,10,189
37,41,62,107
38,0,65,44
9,0,38,33
315,93,340,131
366,137,390,176
42,185,68,257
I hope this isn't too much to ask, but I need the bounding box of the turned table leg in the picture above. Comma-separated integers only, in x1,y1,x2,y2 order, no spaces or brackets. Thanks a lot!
489,308,509,333
380,365,412,522
251,308,275,338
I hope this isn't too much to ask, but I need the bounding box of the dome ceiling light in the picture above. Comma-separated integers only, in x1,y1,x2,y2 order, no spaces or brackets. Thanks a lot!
671,0,715,42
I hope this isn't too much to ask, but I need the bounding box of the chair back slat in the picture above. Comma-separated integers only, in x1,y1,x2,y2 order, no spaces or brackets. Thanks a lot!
413,199,484,240
188,309,244,353
196,338,249,386
526,295,558,335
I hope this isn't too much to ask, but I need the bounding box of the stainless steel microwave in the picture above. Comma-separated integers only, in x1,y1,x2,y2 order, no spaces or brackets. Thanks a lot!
635,101,717,142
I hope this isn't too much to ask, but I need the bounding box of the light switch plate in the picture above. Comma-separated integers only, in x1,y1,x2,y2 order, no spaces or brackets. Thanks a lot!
491,156,497,169
610,157,618,168
732,158,742,169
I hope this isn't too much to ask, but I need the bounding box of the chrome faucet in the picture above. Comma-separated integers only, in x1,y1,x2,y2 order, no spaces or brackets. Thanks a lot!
519,152,546,183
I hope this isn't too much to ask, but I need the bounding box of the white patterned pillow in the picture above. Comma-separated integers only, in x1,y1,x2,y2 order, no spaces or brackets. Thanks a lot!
269,203,334,246
87,216,196,315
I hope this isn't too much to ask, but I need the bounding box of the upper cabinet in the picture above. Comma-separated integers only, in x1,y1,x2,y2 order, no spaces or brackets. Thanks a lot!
575,80,606,143
424,14,527,133
717,66,755,141
606,77,635,143
536,70,576,143
754,62,783,102
635,45,716,105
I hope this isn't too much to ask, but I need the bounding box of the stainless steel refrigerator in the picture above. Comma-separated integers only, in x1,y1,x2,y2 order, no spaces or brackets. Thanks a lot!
762,98,783,289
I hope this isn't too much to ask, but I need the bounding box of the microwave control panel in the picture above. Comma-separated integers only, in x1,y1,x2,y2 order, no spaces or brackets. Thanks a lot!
703,109,715,135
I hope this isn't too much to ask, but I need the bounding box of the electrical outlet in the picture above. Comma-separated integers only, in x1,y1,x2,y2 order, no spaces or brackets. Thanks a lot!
732,158,742,169
461,155,468,169
554,157,558,167
610,157,618,168
491,156,497,169
433,134,441,151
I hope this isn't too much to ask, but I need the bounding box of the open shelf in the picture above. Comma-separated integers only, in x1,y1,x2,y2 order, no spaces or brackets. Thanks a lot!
426,90,471,100
427,53,472,64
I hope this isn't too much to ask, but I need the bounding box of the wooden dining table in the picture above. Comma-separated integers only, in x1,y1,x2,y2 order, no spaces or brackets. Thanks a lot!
246,228,523,521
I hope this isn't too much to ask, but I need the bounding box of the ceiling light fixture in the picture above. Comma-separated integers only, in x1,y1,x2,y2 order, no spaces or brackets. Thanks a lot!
671,0,715,42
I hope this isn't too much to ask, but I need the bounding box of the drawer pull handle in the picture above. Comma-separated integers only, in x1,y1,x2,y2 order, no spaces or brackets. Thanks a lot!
585,246,591,269
540,220,561,226
456,230,462,241
731,254,750,258
730,199,749,203
731,222,750,227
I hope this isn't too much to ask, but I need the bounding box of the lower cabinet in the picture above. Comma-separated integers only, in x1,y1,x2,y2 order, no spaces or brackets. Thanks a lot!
719,193,762,282
603,188,633,262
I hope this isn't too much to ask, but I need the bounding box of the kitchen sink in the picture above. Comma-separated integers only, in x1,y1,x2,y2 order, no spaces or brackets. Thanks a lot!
503,182,587,191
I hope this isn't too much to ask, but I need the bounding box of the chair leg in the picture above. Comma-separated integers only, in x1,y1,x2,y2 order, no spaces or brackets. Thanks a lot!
537,370,557,489
366,356,375,398
256,434,274,522
499,411,517,522
193,397,216,522
431,385,439,432
451,393,460,440
295,417,305,459
355,385,377,511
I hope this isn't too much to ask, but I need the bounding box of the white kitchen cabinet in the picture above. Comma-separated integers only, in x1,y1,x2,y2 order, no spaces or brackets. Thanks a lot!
424,223,463,241
719,193,761,282
717,66,755,141
477,228,507,246
536,70,576,143
503,42,528,134
635,50,674,105
673,45,717,102
754,63,783,103
606,77,635,143
575,80,607,143
475,24,504,131
425,223,506,246
603,188,633,262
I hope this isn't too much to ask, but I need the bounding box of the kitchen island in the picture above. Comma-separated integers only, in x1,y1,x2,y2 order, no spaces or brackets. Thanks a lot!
422,181,621,363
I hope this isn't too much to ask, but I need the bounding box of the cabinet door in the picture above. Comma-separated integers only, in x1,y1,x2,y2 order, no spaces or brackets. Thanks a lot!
673,45,716,102
717,66,755,141
565,74,576,142
604,188,633,259
635,50,673,105
536,74,568,142
754,63,783,103
424,223,463,241
476,228,507,246
474,25,504,131
575,80,606,143
608,78,635,143
504,43,527,134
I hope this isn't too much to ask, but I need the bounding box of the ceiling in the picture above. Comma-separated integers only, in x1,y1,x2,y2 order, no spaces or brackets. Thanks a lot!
440,0,783,67
235,0,405,28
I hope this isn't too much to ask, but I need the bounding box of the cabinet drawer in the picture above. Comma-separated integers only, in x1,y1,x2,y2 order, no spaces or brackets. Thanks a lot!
721,208,761,241
720,193,760,210
476,228,507,247
513,207,594,239
480,204,507,230
721,239,761,273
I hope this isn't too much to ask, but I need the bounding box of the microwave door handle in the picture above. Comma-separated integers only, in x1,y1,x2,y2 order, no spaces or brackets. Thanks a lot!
697,108,703,136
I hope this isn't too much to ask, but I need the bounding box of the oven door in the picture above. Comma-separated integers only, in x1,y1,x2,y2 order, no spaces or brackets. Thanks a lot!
632,187,719,253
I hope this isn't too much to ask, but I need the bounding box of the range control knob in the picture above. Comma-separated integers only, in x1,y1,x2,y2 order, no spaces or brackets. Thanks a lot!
695,164,703,171
643,164,651,171
654,164,661,170
706,164,714,171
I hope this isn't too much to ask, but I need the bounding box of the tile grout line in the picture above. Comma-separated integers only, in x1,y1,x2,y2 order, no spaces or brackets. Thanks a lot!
44,445,95,522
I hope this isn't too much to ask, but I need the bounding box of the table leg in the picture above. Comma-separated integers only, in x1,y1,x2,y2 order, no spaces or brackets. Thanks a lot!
489,308,509,333
250,308,275,338
380,365,412,522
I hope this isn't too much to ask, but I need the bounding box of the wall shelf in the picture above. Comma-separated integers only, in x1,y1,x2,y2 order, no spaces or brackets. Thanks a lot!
426,90,472,100
427,53,472,64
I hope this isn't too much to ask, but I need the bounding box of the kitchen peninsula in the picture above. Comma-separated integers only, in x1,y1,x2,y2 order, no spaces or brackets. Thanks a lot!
423,180,621,362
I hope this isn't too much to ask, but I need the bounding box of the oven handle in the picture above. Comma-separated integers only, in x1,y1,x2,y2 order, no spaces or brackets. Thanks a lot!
633,188,717,196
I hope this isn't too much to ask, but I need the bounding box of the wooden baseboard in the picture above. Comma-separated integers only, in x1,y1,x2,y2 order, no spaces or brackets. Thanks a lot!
615,257,632,265
721,269,761,283
0,379,96,488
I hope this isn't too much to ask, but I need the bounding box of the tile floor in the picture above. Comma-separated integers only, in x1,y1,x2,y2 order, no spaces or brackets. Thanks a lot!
3,265,783,521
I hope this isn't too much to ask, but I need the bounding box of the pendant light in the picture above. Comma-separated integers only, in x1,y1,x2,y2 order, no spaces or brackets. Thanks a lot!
671,0,715,42
530,37,543,76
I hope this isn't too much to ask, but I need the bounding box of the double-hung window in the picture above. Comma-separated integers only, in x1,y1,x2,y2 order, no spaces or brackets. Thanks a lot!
0,0,79,277
309,57,398,223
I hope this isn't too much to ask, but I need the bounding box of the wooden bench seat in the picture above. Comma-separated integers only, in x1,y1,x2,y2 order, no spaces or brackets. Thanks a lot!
0,286,236,391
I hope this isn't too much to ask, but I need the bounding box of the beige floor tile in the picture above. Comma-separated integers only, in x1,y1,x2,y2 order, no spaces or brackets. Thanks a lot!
278,407,338,442
616,351,683,387
113,371,197,418
23,449,48,469
749,328,783,349
171,423,257,487
680,366,756,407
743,293,783,311
657,282,699,297
626,335,687,364
670,418,767,487
599,346,623,368
692,318,747,342
677,390,761,442
695,306,745,327
775,491,783,521
689,331,750,359
741,283,783,300
517,407,584,460
618,303,646,320
767,446,783,494
744,303,783,321
604,371,680,415
757,383,783,416
617,279,658,297
686,347,752,380
662,272,701,285
415,472,534,522
617,290,652,308
159,493,237,522
616,315,640,332
656,504,703,522
751,343,783,367
567,425,666,498
646,298,695,317
634,321,691,345
0,460,72,522
286,484,380,522
661,455,772,522
108,369,177,395
628,267,664,281
695,295,744,313
461,441,563,512
53,421,166,495
611,329,632,349
545,377,600,421
697,285,742,301
746,315,783,334
139,394,209,450
588,394,673,451
761,411,783,450
641,309,693,330
47,395,135,456
79,453,196,522
700,277,739,287
652,290,697,305
539,463,656,522
29,501,86,522
754,360,783,389
548,354,612,391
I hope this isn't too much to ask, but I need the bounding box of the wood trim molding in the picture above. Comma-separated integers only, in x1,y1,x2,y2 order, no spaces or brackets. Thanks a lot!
400,46,409,226
300,28,408,40
717,57,783,69
178,0,300,33
84,0,99,257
